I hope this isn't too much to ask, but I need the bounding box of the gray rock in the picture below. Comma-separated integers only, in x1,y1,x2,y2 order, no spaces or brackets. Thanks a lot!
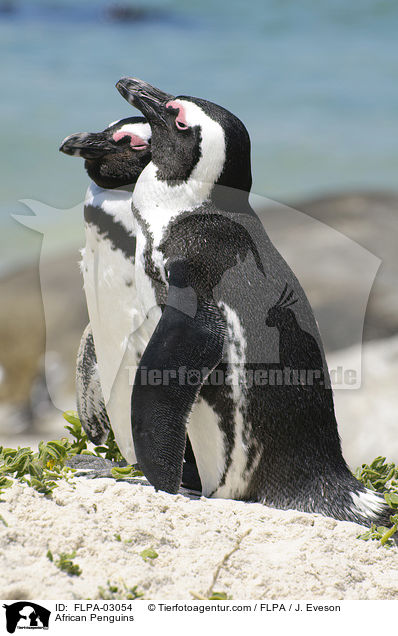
0,251,87,431
329,336,398,467
259,191,398,348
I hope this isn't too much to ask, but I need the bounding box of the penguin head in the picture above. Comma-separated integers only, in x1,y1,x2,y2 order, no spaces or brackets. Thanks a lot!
116,78,252,208
59,117,151,189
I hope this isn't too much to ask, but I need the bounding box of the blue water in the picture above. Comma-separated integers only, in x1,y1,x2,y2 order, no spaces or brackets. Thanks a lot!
1,0,398,272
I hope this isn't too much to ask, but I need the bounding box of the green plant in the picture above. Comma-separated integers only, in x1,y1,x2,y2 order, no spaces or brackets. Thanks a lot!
208,592,230,600
140,548,158,562
355,456,398,493
357,516,398,548
63,411,135,467
191,590,232,600
62,411,91,456
96,581,144,600
93,429,124,464
110,465,144,480
0,440,73,495
47,549,82,576
0,412,140,497
0,474,13,499
355,457,398,547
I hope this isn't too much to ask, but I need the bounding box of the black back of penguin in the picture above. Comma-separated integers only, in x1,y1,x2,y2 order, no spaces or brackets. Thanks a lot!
118,78,394,526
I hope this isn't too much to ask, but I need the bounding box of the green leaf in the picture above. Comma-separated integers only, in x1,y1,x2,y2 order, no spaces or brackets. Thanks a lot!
93,446,108,454
111,466,144,480
0,476,13,490
55,551,82,576
380,523,398,546
140,548,158,561
384,492,398,507
208,592,229,600
62,411,81,428
97,581,144,600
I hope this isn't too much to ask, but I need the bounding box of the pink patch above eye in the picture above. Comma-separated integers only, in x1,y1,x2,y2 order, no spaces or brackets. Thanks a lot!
166,100,189,129
112,131,148,149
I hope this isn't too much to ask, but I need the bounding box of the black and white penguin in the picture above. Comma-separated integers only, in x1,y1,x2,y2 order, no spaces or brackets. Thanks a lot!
60,114,201,488
115,76,394,526
60,116,152,456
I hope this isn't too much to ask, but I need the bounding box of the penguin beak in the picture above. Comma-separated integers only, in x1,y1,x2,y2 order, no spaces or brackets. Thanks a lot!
59,132,114,159
116,77,173,125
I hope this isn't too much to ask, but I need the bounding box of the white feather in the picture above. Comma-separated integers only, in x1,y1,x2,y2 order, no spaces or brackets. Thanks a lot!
213,304,260,499
116,122,151,141
187,398,226,497
350,489,388,520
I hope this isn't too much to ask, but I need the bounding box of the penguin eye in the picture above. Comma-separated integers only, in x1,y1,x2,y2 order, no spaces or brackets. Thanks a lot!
112,130,150,150
175,120,189,131
166,102,190,131
131,143,149,151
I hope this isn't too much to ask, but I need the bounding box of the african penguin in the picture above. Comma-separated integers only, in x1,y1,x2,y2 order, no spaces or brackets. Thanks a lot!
115,76,394,526
60,116,151,456
60,114,200,488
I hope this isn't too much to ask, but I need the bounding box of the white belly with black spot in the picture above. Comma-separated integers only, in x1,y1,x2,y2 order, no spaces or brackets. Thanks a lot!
81,185,159,463
194,303,260,500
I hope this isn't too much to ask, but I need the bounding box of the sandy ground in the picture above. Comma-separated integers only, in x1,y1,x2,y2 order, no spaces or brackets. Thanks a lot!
0,477,397,601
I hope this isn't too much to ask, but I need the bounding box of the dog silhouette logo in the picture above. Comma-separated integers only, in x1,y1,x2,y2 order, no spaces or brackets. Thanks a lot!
3,602,51,633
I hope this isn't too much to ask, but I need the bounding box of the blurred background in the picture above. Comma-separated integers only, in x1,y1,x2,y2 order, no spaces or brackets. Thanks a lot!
0,0,397,466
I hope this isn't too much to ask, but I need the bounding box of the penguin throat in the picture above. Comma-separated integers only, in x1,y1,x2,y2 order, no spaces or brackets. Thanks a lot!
133,162,217,213
85,158,138,190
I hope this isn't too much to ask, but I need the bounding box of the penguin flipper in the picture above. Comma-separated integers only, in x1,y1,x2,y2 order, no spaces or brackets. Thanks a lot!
76,324,111,445
131,265,225,494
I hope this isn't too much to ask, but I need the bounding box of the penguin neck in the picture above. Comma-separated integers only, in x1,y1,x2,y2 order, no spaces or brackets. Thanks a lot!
88,181,133,196
133,162,216,216
133,164,253,222
84,181,135,233
85,181,133,208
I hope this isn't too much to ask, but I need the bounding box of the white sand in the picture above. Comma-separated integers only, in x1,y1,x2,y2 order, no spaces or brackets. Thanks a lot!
0,477,397,600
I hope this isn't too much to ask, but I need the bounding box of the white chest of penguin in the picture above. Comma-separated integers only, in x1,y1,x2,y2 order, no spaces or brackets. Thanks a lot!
131,166,183,314
80,182,164,464
80,184,151,409
131,163,210,312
